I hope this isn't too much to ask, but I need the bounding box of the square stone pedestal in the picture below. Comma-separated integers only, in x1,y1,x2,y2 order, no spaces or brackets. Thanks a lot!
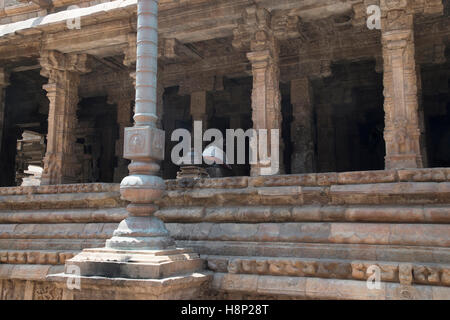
45,248,212,299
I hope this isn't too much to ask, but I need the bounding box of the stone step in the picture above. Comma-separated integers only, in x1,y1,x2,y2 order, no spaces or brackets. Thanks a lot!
0,239,109,251
0,223,118,239
165,168,450,190
0,183,124,210
160,182,450,206
157,205,450,223
0,208,126,224
211,273,450,300
0,264,64,281
165,222,450,247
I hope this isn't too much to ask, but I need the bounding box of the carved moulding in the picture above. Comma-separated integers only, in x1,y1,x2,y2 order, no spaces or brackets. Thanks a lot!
223,257,450,287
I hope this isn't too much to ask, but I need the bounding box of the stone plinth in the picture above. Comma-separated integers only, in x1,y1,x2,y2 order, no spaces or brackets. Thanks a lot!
45,247,211,300
47,272,211,300
65,248,204,279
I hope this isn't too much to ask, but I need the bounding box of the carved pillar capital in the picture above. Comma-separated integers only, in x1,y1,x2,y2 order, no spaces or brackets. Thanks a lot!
233,7,279,57
233,6,267,50
40,50,91,82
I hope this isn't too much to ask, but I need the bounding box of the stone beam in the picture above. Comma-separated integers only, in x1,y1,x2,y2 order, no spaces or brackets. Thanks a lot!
159,38,203,61
380,0,425,169
0,0,391,53
39,50,92,185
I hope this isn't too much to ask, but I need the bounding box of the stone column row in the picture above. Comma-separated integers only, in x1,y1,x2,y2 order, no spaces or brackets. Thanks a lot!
33,2,431,185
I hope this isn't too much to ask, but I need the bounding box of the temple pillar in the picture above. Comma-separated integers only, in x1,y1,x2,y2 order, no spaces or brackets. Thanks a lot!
54,1,209,298
415,64,428,168
230,114,243,130
39,51,91,185
290,77,315,173
0,69,9,158
190,90,208,128
108,89,133,183
316,103,336,172
381,1,424,169
246,9,284,176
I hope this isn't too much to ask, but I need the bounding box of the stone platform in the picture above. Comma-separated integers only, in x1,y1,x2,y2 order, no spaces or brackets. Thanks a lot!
0,169,449,299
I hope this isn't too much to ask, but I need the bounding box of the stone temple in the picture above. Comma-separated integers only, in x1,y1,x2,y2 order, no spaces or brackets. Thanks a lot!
0,0,449,300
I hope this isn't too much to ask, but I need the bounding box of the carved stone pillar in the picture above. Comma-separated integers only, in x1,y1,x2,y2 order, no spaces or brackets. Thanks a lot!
0,69,9,156
190,90,208,127
57,1,208,296
108,89,133,183
107,0,171,250
381,1,424,169
39,51,91,185
290,78,315,174
244,8,283,176
316,103,336,173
